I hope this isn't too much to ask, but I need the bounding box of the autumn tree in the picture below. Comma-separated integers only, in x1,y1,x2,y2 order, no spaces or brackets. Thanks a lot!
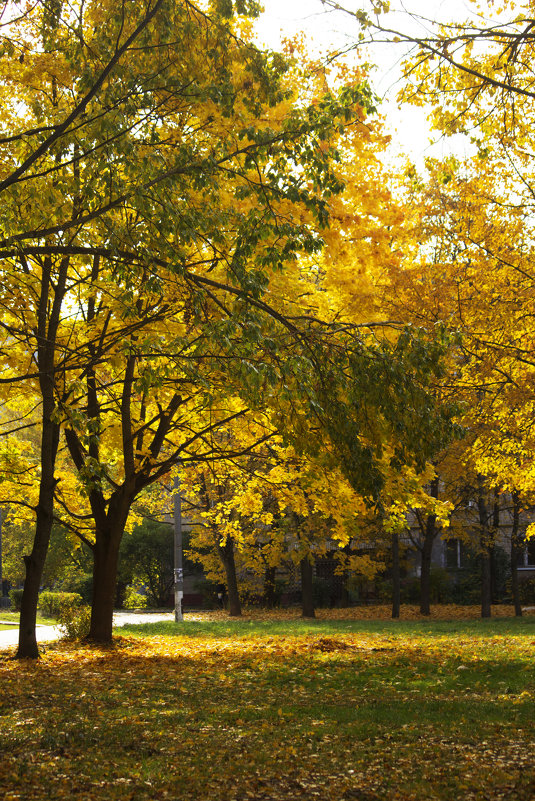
182,420,376,618
0,0,378,654
2,0,404,652
380,149,535,615
0,0,463,654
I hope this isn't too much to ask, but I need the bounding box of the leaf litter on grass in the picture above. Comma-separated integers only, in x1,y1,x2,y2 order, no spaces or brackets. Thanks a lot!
1,610,534,800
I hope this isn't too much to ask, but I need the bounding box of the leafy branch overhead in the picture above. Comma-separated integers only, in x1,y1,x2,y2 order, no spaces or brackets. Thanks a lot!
0,0,471,655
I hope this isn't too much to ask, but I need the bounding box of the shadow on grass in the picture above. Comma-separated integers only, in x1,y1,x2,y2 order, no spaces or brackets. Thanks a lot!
2,623,535,801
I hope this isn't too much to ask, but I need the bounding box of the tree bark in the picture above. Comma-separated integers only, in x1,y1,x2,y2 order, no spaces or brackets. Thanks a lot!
490,490,500,603
510,490,523,617
82,484,132,643
391,530,400,619
218,537,241,617
263,566,277,608
89,532,122,642
300,556,315,618
17,490,57,658
419,476,439,616
477,474,492,618
17,255,68,658
420,533,433,616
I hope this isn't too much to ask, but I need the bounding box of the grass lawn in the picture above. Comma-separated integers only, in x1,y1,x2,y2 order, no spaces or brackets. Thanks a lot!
0,610,56,626
1,608,534,800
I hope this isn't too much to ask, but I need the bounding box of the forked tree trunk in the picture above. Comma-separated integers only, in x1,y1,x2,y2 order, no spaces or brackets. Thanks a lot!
218,537,241,616
511,490,523,617
391,530,400,619
300,556,315,618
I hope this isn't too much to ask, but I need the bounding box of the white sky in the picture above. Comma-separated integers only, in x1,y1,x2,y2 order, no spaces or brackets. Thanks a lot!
253,1,494,166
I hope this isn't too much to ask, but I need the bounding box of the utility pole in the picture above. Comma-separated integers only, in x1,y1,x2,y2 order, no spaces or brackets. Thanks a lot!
173,470,184,622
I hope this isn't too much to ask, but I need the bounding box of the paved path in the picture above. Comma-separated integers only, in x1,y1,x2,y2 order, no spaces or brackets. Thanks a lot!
0,611,176,651
113,611,175,626
0,623,60,650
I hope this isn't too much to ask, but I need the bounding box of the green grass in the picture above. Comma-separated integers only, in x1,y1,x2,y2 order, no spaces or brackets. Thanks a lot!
0,610,57,626
119,614,535,639
1,614,535,800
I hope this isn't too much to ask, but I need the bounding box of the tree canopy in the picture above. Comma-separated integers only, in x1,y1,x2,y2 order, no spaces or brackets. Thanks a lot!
7,0,529,650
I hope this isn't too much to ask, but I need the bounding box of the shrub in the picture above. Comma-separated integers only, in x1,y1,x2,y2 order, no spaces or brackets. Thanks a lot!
312,577,332,607
404,578,420,603
428,567,454,603
124,586,149,610
57,573,93,604
192,577,220,609
517,577,535,605
58,604,91,640
39,591,83,619
9,588,23,611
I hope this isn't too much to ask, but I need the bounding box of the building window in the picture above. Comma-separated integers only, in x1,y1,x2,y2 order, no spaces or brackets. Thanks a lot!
517,539,535,568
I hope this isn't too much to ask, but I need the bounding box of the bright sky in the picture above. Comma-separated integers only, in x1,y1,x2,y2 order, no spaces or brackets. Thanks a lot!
253,1,492,165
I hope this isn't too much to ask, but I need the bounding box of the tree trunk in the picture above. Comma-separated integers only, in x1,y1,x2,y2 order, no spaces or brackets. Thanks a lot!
490,491,500,603
218,537,241,616
340,543,352,607
263,566,277,608
18,383,60,657
391,530,400,619
115,581,127,610
300,556,315,618
511,490,523,617
89,531,122,642
18,506,56,658
419,477,439,616
17,255,68,658
87,488,132,643
420,534,433,616
477,474,492,618
480,549,492,618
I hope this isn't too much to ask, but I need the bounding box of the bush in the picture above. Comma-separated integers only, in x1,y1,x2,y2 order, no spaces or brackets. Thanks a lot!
399,577,419,604
9,588,23,611
39,591,83,619
312,577,332,608
192,577,220,609
375,578,393,603
58,604,91,640
428,567,454,603
447,545,511,605
124,586,149,610
516,577,535,605
57,573,93,604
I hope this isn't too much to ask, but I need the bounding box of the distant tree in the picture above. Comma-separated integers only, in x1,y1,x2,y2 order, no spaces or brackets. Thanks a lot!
119,520,174,609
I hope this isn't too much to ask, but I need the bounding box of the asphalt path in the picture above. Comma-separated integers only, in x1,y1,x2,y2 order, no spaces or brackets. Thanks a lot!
0,611,176,651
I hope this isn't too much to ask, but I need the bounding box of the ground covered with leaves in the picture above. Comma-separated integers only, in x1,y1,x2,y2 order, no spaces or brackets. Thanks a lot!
1,609,535,800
